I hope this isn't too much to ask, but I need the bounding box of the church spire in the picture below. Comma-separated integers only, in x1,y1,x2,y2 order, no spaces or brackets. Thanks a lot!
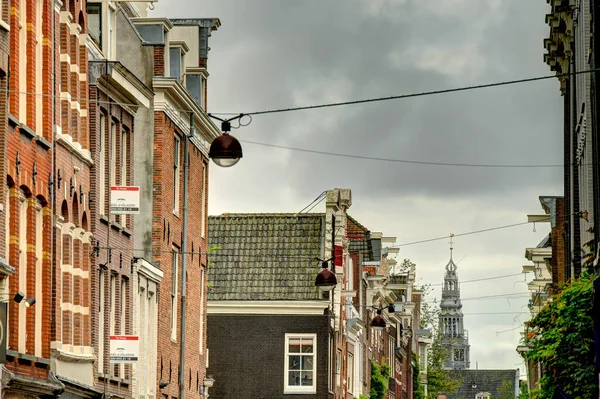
439,234,470,369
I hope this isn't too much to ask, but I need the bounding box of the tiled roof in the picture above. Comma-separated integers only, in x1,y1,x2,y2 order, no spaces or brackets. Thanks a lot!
446,369,518,399
207,213,325,301
347,214,373,260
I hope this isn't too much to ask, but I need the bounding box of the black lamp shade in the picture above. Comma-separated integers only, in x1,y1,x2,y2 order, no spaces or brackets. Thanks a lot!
25,297,36,307
387,304,395,313
371,314,386,330
13,291,25,304
315,269,337,291
209,133,243,167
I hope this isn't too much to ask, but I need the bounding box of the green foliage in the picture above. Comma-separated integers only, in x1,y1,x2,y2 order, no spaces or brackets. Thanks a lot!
413,353,426,399
207,244,221,267
517,380,529,399
492,380,517,399
523,272,596,399
359,396,370,399
369,359,391,399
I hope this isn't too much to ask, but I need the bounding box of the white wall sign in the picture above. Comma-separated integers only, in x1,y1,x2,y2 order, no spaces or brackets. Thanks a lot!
110,186,140,214
110,335,139,363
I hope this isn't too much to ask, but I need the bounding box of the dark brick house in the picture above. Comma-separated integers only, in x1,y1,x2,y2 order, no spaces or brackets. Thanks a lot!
206,211,342,399
445,369,519,399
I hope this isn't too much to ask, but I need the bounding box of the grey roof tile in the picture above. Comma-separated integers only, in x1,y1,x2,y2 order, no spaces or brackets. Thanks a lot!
446,369,518,399
208,213,325,301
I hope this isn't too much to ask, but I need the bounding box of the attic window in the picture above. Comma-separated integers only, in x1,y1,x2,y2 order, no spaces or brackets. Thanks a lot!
476,393,491,399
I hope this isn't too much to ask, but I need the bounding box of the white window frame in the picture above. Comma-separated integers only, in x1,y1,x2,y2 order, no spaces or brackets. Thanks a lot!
389,336,395,368
347,352,354,393
476,393,491,399
34,202,43,357
120,127,128,226
200,163,206,238
35,0,42,135
171,246,179,341
110,120,117,187
98,270,105,373
199,269,204,354
106,2,116,59
173,135,181,215
120,278,126,377
109,274,116,376
284,333,317,395
17,193,27,353
19,0,27,121
99,114,106,215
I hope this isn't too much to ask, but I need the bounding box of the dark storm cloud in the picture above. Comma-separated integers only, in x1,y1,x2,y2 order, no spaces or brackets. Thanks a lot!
154,0,562,200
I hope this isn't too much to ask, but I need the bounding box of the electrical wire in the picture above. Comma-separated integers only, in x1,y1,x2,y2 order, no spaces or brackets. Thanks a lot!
393,218,550,248
241,139,564,168
427,272,528,286
6,68,599,120
221,68,600,116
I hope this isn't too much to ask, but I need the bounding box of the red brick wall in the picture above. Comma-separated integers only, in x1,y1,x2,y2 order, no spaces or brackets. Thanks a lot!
88,86,136,397
4,0,53,382
154,111,209,399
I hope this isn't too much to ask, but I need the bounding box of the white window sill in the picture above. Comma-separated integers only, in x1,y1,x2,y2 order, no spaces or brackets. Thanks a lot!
0,20,10,32
284,390,316,395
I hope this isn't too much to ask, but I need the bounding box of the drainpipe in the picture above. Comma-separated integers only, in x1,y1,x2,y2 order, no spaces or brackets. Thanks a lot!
179,113,192,399
50,0,57,347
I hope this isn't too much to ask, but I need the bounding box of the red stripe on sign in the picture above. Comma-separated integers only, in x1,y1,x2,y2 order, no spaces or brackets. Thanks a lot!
110,335,139,340
110,186,140,191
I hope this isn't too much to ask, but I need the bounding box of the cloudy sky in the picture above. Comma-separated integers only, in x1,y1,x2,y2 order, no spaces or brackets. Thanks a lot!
154,0,562,374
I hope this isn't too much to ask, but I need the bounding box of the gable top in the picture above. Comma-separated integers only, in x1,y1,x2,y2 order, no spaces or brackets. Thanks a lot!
445,369,518,399
207,213,325,301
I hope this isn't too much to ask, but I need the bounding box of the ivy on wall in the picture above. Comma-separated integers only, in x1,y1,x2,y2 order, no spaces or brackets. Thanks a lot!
523,272,597,399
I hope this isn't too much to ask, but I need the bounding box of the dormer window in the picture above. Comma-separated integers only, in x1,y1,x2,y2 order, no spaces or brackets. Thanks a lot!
169,41,189,81
475,393,491,399
169,47,182,79
184,67,207,109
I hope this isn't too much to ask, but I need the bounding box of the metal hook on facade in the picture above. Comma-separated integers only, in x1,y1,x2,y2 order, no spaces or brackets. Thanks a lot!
533,222,536,233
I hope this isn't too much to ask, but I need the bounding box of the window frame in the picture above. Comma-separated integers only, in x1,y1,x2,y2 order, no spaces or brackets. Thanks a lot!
86,2,102,48
347,352,354,393
284,333,317,395
98,113,106,215
173,134,181,215
170,246,179,341
98,270,105,373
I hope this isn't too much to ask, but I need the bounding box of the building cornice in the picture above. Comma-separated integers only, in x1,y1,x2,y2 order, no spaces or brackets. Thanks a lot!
207,300,330,315
153,77,221,156
135,258,164,283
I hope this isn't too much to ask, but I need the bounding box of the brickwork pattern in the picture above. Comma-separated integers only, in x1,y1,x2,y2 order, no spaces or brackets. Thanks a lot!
153,111,209,399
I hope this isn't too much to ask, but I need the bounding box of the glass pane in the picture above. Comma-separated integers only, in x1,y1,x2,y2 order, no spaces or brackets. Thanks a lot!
301,338,313,353
288,338,301,353
301,355,313,370
170,48,181,79
301,372,313,386
87,4,101,45
289,371,300,386
186,74,202,107
289,355,300,370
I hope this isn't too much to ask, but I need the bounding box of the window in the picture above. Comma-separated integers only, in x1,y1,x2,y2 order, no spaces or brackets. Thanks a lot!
476,393,491,399
99,114,106,214
120,128,129,225
169,47,182,79
171,247,179,341
185,74,202,108
107,3,116,59
200,163,206,238
18,194,27,353
87,3,102,47
109,274,116,376
110,121,117,186
389,336,395,368
199,269,204,353
336,349,342,387
347,352,354,393
284,334,316,394
19,0,26,121
120,278,127,377
173,135,181,214
98,270,105,373
35,0,42,134
34,203,43,357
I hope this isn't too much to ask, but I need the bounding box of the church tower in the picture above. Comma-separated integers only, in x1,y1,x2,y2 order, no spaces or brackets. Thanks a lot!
439,237,470,369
